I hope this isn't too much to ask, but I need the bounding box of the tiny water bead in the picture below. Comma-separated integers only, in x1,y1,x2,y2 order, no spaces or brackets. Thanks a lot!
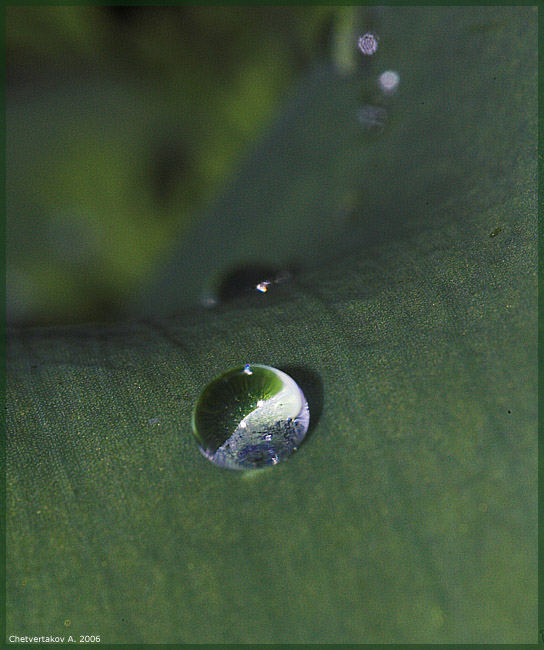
192,364,309,470
201,265,292,308
378,70,400,95
358,105,388,132
218,266,291,301
358,33,379,56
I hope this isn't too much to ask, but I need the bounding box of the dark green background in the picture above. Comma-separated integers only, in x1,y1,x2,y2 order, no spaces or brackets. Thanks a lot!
6,6,537,643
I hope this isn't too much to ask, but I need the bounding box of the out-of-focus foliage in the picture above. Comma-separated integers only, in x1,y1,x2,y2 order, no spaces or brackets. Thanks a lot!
7,6,342,325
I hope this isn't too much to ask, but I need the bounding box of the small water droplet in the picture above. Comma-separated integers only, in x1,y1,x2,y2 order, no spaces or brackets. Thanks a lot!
378,70,400,95
192,364,310,470
207,265,292,306
357,105,388,133
358,33,378,56
200,292,219,309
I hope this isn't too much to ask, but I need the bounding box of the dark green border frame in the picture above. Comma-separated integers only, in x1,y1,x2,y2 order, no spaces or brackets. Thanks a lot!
2,4,7,648
538,3,543,647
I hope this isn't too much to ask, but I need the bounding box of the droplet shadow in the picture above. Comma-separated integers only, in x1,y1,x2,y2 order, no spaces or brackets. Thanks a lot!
280,365,323,447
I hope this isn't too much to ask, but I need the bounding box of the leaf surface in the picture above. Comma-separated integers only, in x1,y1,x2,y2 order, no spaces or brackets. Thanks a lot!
7,7,537,643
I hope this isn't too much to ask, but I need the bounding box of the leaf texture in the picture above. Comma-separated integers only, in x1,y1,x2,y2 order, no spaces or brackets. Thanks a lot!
7,6,537,643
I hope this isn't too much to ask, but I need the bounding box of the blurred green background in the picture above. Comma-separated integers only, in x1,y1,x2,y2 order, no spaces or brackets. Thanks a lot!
7,5,347,326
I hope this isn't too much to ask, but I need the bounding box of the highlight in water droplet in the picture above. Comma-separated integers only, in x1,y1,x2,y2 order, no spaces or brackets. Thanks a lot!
192,364,310,470
378,70,400,95
358,33,378,56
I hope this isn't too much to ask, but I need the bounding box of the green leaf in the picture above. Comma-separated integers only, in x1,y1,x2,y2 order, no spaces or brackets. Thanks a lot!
7,7,537,643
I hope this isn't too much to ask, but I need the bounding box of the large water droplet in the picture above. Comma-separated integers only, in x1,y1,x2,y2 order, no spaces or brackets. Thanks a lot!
192,364,310,470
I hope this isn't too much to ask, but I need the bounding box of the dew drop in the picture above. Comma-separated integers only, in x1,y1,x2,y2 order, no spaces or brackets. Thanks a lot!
205,265,292,307
358,32,378,56
357,105,388,133
192,364,310,470
378,70,400,95
200,292,219,309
